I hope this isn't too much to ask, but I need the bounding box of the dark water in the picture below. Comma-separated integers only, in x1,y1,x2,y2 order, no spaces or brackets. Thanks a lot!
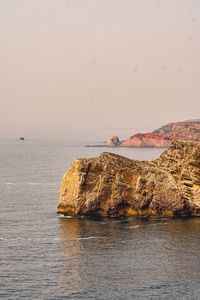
0,139,200,299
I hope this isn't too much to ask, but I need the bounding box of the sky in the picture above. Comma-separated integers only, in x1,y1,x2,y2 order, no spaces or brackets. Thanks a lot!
0,0,200,141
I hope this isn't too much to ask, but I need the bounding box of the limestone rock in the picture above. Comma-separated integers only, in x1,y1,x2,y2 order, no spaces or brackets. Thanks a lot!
57,141,200,218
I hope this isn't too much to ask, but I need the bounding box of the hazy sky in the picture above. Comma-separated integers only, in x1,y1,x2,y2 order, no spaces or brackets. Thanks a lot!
1,0,200,141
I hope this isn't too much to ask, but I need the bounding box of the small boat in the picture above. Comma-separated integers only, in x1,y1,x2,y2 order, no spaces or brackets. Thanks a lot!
19,137,25,140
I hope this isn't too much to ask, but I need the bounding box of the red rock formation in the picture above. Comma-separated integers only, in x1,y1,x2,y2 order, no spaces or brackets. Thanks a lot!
107,120,200,148
121,133,171,147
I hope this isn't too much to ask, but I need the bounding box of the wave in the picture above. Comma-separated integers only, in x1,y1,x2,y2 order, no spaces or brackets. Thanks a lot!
4,182,20,185
28,182,54,186
129,222,167,229
58,215,73,219
4,182,55,186
76,236,97,240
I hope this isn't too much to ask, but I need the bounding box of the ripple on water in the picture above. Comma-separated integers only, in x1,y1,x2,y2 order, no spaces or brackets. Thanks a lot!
0,140,200,299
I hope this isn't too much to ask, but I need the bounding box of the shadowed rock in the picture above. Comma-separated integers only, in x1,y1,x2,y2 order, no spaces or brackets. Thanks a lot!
57,141,200,218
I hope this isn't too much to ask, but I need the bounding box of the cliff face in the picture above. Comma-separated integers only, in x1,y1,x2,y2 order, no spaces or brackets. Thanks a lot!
107,120,200,148
57,141,200,218
153,121,200,139
121,133,171,147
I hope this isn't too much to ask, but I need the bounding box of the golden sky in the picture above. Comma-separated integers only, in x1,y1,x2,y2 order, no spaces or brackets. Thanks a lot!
1,0,200,141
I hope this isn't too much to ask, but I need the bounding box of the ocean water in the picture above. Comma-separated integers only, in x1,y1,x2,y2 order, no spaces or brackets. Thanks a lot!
0,139,200,300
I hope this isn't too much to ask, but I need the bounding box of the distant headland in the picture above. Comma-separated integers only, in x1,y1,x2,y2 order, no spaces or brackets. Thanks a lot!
86,119,200,148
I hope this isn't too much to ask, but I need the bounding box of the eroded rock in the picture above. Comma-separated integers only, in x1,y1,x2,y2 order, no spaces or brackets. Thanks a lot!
106,135,121,146
57,141,200,218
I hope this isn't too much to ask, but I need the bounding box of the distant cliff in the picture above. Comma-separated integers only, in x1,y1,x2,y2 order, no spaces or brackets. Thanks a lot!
107,120,200,148
57,141,200,218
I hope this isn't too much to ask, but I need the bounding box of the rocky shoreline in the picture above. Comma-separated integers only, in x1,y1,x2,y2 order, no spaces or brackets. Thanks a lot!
106,120,200,148
57,141,200,218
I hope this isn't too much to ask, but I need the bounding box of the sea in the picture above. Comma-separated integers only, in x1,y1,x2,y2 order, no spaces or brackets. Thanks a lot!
0,139,200,300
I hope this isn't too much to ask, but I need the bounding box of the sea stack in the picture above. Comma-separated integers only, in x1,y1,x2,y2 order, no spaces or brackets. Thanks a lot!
106,135,121,146
57,140,200,218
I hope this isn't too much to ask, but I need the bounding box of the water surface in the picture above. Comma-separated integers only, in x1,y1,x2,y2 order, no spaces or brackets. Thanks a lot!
0,139,200,299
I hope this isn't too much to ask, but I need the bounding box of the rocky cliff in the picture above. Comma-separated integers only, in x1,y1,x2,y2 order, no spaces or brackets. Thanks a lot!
57,141,200,218
106,120,200,148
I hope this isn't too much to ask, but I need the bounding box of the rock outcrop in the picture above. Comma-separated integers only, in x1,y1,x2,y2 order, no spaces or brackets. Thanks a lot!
107,120,200,148
57,141,200,218
106,135,121,146
121,133,171,147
